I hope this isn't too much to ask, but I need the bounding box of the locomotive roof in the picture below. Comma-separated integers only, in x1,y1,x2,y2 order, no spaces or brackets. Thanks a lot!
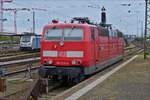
44,23,97,28
21,32,41,36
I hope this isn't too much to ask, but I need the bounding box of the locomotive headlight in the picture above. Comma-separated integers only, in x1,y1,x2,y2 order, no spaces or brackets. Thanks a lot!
44,60,53,65
72,60,81,65
47,60,53,64
72,60,77,65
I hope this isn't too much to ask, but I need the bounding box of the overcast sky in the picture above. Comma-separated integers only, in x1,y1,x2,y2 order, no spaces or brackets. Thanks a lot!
3,0,145,36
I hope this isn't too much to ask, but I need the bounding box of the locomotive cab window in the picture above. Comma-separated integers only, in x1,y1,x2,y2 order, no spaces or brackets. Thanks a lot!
44,28,83,41
64,28,83,41
21,36,31,43
44,28,62,40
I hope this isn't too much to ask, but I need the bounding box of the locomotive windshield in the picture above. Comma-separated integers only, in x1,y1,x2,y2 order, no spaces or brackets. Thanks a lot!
21,36,31,43
44,28,83,41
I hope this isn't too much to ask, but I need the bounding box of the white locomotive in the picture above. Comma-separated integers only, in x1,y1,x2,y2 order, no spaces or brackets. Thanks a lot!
20,32,42,50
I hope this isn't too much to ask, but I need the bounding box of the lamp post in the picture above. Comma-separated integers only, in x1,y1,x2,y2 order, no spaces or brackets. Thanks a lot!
30,8,46,33
140,20,144,43
0,0,13,32
144,0,148,59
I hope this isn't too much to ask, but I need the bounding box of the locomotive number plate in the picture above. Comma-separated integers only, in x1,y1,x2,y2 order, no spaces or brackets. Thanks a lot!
58,51,66,57
56,61,69,65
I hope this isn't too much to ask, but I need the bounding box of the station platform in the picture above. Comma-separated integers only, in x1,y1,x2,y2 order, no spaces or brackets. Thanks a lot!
55,55,150,100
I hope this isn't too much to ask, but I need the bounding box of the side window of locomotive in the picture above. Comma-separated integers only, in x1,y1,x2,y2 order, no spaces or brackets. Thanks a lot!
114,31,117,37
113,31,117,37
109,30,116,37
117,31,123,37
97,28,109,37
109,30,113,37
109,30,118,37
91,28,95,40
97,28,100,36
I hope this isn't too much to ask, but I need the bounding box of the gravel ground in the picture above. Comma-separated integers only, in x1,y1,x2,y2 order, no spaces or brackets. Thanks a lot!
79,55,150,100
0,69,39,98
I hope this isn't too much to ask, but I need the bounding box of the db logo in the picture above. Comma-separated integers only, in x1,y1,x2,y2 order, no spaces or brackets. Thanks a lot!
58,51,66,57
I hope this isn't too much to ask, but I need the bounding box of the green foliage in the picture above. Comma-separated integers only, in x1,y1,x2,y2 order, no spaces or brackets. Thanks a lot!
0,36,20,42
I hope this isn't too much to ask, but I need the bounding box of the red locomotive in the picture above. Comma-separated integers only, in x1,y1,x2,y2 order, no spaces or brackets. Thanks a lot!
39,17,124,82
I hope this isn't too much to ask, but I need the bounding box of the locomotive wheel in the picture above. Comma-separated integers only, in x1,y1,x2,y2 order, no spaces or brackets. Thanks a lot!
52,75,59,81
73,74,85,84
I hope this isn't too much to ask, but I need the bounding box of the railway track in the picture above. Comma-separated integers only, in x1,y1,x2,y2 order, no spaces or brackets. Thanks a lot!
0,57,40,78
0,50,39,58
124,45,136,50
4,66,41,77
0,57,40,67
124,47,143,59
0,52,40,62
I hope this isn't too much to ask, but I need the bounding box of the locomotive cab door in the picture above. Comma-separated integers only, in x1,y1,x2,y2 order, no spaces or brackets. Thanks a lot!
91,27,99,65
94,28,99,64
